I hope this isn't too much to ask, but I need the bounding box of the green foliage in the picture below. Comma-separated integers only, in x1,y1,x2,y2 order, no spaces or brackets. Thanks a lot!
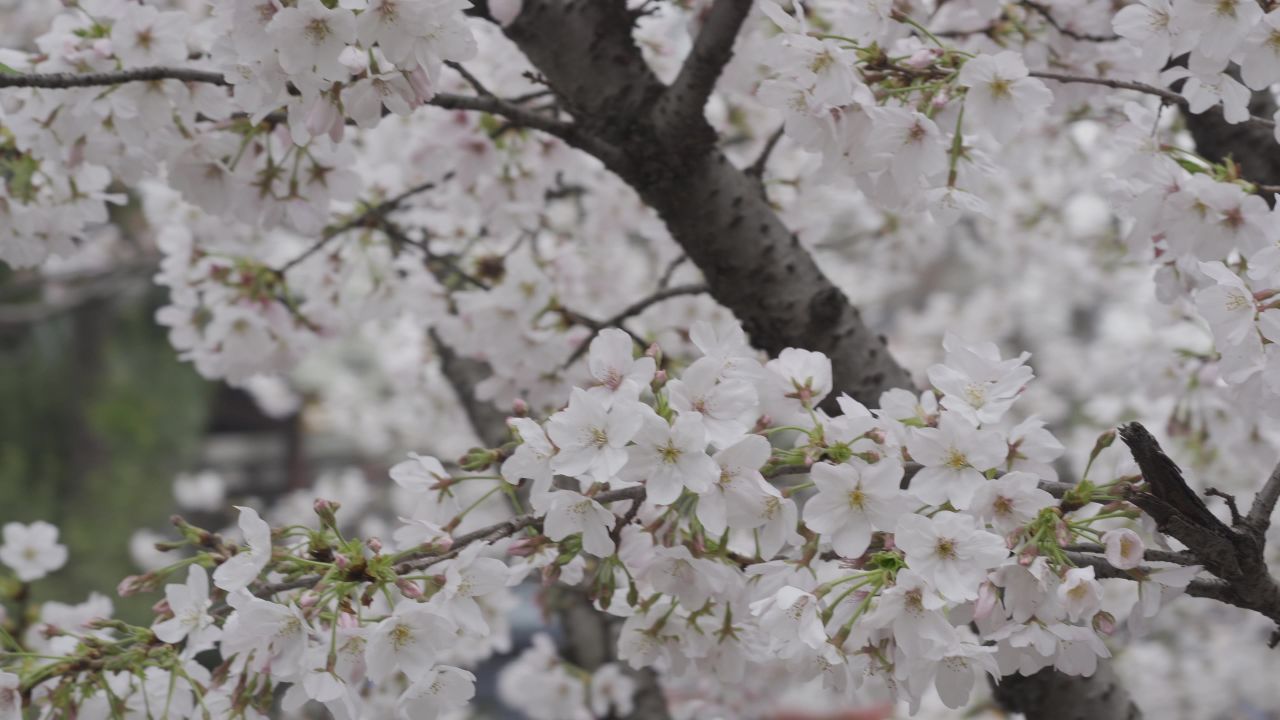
0,294,211,621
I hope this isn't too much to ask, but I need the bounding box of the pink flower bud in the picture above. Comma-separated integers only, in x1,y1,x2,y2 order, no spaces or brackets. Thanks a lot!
1093,611,1117,636
1018,544,1039,565
334,553,350,570
1054,519,1071,547
299,591,320,609
507,537,538,557
367,537,383,554
974,581,998,621
903,47,940,69
512,398,529,417
151,599,172,616
396,579,424,599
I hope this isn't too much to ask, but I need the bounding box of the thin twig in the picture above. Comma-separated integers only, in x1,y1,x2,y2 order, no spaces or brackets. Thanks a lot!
745,125,786,179
1206,487,1242,526
445,61,493,97
1020,1,1119,43
1031,71,1277,131
561,283,709,368
256,485,647,598
275,180,441,276
656,254,689,290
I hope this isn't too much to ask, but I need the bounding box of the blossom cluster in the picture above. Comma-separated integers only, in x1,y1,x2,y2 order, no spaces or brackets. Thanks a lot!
0,0,477,269
0,324,1205,718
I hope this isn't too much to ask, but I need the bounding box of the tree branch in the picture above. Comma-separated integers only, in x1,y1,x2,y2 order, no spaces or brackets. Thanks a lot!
1119,423,1280,635
745,125,786,179
1246,461,1280,536
1031,71,1277,132
562,283,709,368
656,0,753,142
0,66,227,88
275,180,441,275
1020,1,1119,43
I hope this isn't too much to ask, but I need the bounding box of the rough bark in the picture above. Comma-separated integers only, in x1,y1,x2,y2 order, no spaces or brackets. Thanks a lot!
504,0,913,408
1184,87,1280,192
1120,424,1280,637
496,2,1142,717
993,662,1142,720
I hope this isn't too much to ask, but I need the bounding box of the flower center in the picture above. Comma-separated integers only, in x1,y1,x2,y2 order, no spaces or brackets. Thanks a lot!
944,447,969,470
304,18,332,45
934,537,958,559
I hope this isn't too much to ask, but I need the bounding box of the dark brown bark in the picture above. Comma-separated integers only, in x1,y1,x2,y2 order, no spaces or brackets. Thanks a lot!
505,0,913,408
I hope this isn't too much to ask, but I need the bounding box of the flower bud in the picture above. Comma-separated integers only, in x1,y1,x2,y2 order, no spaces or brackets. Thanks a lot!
974,581,999,621
366,537,383,554
512,398,529,417
1093,610,1117,636
314,498,341,530
397,579,424,599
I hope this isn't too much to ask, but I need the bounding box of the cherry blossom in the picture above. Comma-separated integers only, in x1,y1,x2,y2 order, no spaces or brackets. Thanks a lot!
0,521,67,582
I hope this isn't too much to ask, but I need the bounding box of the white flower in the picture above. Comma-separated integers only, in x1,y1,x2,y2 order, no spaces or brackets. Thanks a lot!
749,585,827,658
956,52,1053,141
905,413,1007,509
1163,66,1251,124
1240,11,1280,90
969,471,1054,534
1112,0,1188,72
869,107,947,195
639,545,726,610
1057,566,1103,622
111,5,190,67
212,506,272,592
625,410,719,505
1102,528,1145,570
0,672,18,720
697,434,779,535
367,602,457,683
586,328,655,404
221,591,310,675
502,418,557,510
894,511,1009,602
803,458,906,558
357,0,477,78
543,491,617,557
390,453,461,523
764,347,833,420
667,357,758,448
919,638,1000,709
863,568,953,659
434,544,510,633
546,388,644,485
689,320,763,380
0,521,68,582
341,70,417,128
267,0,357,82
152,565,220,654
926,332,1033,425
1194,261,1257,347
398,665,475,720
1178,0,1262,61
589,663,636,718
